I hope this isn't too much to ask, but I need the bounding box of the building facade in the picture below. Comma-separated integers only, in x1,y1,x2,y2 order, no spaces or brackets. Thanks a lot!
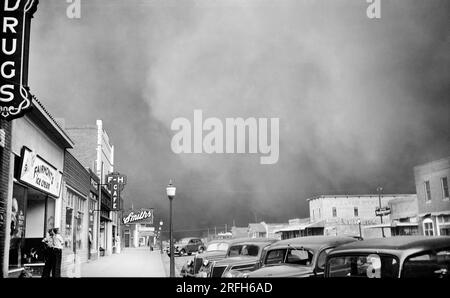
308,194,416,238
61,151,90,277
63,120,119,256
3,100,73,277
388,195,419,236
414,157,450,236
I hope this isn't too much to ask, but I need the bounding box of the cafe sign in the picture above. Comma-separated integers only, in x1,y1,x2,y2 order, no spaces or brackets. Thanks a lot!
19,147,62,197
0,0,39,120
123,209,153,225
106,172,127,211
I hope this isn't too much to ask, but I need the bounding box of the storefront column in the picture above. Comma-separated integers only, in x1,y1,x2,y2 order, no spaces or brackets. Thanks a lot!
2,151,15,277
106,222,113,256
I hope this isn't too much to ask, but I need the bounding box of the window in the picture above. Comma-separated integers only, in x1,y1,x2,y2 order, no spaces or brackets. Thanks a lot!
327,254,399,278
423,218,434,236
402,249,450,278
354,207,359,217
424,181,431,202
332,207,337,217
442,177,449,200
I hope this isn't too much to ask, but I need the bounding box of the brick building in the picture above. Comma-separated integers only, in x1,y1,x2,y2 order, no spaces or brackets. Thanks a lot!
308,194,416,238
414,157,450,236
60,151,90,277
62,120,120,257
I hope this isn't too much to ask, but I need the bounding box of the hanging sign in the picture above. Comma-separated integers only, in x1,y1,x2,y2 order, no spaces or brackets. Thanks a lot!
122,209,153,225
106,172,127,211
1,0,39,120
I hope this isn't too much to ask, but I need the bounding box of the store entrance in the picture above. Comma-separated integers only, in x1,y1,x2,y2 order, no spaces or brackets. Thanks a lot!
9,184,55,272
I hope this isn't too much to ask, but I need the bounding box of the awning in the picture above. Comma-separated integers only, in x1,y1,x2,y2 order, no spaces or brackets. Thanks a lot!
363,223,391,229
274,221,325,233
364,222,418,229
418,210,450,217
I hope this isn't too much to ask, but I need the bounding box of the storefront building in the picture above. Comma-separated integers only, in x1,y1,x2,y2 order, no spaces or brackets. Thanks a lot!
88,169,99,261
414,157,450,236
61,151,90,277
0,120,13,278
99,186,112,256
4,100,73,277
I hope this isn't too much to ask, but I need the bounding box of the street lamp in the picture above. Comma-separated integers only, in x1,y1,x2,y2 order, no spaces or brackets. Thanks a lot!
357,218,362,239
159,221,163,254
166,180,176,277
377,186,385,238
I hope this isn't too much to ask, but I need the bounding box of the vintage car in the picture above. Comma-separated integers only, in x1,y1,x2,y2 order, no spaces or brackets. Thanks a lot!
181,238,275,277
245,236,358,277
173,237,205,256
325,236,450,278
208,238,278,277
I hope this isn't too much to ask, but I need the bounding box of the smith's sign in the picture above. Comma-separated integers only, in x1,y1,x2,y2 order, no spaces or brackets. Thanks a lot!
123,209,153,225
0,0,39,120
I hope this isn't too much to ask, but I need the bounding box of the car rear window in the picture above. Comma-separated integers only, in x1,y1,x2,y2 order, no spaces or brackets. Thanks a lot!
327,254,399,278
402,248,450,278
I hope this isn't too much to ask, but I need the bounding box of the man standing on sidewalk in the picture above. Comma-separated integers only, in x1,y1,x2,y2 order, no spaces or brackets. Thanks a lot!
41,229,54,278
52,228,64,278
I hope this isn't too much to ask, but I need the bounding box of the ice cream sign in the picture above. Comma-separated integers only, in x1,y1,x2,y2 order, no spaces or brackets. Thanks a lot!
19,147,62,197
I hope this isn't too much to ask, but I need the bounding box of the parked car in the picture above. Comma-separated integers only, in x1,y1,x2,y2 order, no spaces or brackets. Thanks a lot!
325,236,450,278
181,238,275,277
245,236,359,277
174,238,205,256
211,238,278,277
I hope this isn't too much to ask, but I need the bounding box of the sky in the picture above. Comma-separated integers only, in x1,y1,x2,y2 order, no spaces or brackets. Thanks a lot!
27,0,449,237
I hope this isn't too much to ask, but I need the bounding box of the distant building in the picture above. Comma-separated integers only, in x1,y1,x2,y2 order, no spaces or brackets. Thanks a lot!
273,218,322,240
308,194,417,238
231,226,248,239
388,195,419,236
247,223,267,238
414,157,450,236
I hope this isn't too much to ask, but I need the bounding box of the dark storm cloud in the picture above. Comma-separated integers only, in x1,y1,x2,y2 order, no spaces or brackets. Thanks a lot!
28,0,450,235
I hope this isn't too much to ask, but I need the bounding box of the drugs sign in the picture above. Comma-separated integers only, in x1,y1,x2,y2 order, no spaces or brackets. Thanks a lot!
1,0,39,120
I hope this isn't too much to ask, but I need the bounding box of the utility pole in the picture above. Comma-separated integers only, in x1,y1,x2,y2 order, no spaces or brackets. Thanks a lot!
377,186,385,238
214,226,217,237
225,224,227,233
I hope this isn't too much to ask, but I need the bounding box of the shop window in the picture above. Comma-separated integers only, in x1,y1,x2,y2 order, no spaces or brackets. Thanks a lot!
354,207,359,217
9,184,27,269
424,181,431,202
332,207,337,217
423,218,434,236
442,177,449,200
65,207,73,249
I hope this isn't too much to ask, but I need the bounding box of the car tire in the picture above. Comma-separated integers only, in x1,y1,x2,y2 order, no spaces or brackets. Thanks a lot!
188,252,192,256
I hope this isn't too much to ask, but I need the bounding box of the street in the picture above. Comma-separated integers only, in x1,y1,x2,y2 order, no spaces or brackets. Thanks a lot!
81,247,166,277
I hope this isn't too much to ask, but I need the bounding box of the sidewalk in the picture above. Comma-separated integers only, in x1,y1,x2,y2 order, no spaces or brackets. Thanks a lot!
81,247,166,277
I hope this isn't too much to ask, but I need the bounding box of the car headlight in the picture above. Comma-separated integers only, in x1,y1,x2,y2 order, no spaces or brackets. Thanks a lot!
203,259,209,267
224,270,245,278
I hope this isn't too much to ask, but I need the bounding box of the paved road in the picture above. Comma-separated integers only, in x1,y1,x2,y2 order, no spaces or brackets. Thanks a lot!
81,247,166,277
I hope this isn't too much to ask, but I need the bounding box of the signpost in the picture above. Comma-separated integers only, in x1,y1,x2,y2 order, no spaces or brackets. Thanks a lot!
375,207,391,217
